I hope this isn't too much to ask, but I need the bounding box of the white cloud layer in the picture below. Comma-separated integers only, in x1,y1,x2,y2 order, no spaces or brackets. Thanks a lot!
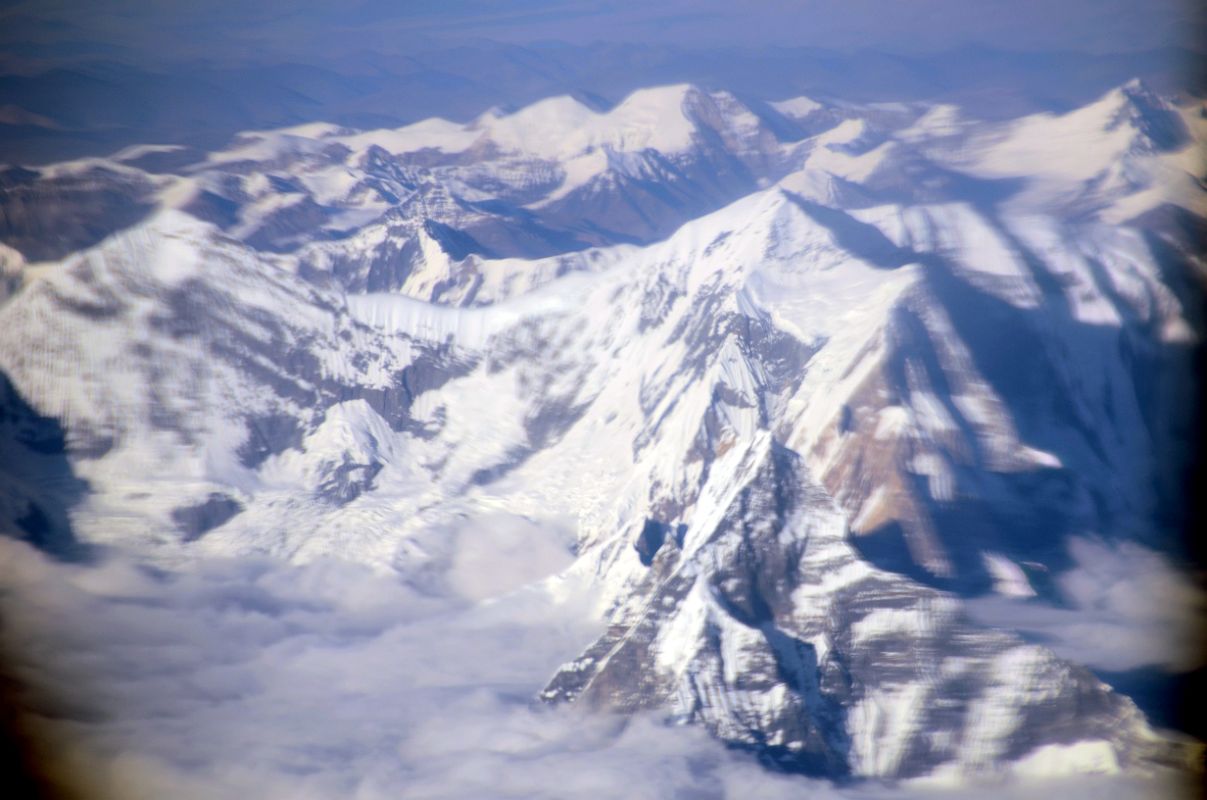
967,537,1206,673
0,530,1187,800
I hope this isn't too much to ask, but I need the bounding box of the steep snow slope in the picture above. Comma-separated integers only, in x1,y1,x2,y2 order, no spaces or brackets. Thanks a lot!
0,210,472,558
914,81,1205,222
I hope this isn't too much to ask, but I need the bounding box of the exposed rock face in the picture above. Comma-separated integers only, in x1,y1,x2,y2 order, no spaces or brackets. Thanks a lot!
544,442,1164,778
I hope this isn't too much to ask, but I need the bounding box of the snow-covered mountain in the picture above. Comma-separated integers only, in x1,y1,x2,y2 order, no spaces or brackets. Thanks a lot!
1,81,1204,782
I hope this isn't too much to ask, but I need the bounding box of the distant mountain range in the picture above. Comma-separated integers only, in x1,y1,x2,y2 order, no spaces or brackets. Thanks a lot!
1,41,1199,163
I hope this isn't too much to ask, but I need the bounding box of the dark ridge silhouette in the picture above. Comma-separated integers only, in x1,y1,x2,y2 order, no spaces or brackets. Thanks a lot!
0,372,94,796
0,165,156,262
0,370,92,562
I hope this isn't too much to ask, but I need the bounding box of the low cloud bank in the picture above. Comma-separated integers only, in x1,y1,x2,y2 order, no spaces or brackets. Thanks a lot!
0,529,1185,799
967,537,1206,674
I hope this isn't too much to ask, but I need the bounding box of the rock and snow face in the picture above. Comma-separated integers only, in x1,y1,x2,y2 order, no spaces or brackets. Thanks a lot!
1,82,1204,782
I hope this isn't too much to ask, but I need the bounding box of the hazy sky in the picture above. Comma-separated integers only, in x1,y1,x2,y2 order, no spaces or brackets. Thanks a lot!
2,0,1201,64
376,0,1201,52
